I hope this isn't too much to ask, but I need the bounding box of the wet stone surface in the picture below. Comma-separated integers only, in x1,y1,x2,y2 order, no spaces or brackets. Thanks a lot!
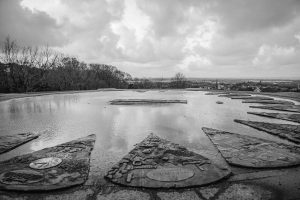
157,191,202,200
216,183,274,200
230,96,274,100
105,133,231,188
218,94,251,97
109,99,187,105
97,190,150,200
250,104,300,113
242,99,294,105
0,134,96,191
248,112,300,123
202,127,300,168
0,133,39,155
235,119,300,144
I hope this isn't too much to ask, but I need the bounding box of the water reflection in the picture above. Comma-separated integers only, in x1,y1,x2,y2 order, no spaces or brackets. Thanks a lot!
0,91,297,165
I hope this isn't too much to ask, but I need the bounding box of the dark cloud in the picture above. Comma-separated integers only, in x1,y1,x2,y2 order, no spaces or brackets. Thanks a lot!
0,0,67,47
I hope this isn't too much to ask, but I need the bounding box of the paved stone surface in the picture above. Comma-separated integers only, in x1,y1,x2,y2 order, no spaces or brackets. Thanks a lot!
248,112,300,123
242,99,294,105
105,133,231,188
0,133,39,154
250,104,300,113
235,119,300,144
202,127,300,168
216,183,274,200
109,99,187,105
0,134,96,191
157,191,202,200
97,190,150,200
198,187,219,199
45,189,94,200
231,96,274,100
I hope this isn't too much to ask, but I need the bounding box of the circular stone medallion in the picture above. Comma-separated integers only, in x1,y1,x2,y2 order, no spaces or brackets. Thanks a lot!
29,157,62,170
147,167,194,182
0,169,44,185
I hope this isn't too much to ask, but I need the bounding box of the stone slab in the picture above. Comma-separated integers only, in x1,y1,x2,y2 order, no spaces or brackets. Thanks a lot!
109,99,187,105
0,134,95,191
242,99,294,105
202,127,300,168
248,112,300,123
0,133,39,154
105,133,231,188
97,190,150,200
250,105,300,113
234,119,300,144
231,96,274,100
218,94,251,97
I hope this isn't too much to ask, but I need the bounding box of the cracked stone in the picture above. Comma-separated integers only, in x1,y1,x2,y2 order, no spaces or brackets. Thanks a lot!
202,127,300,168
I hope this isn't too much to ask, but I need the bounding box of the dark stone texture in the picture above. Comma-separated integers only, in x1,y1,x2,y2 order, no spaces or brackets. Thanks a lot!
109,99,187,105
248,112,300,123
0,133,39,154
202,127,300,168
0,134,95,191
105,133,231,188
242,100,294,105
250,105,300,113
234,119,300,144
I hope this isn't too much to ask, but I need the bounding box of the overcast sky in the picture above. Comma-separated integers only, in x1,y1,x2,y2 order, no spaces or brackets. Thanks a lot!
0,0,300,78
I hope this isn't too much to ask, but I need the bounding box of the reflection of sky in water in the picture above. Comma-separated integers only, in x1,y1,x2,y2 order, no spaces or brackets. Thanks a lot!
0,91,298,166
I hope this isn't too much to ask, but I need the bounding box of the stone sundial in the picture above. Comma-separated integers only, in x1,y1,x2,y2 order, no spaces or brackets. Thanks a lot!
105,133,231,188
0,134,95,191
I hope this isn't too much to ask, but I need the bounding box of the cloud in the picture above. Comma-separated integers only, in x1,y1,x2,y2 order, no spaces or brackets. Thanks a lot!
0,0,66,46
1,0,300,78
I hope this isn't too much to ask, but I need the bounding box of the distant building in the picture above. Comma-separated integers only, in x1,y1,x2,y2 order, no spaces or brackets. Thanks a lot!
254,86,261,93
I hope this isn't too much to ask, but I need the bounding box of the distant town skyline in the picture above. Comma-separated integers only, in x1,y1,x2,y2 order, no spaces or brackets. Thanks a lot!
0,0,300,78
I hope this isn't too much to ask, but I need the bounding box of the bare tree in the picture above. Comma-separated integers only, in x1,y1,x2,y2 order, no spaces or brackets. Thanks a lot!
171,72,187,88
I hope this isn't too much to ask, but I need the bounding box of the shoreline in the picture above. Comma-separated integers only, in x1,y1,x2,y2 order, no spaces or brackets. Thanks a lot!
1,89,299,103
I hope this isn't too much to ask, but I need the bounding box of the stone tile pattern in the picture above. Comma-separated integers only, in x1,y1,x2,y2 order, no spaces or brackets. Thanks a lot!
97,190,150,200
216,183,274,200
242,99,294,105
0,133,39,154
110,99,187,105
202,127,300,168
235,119,300,144
157,191,202,200
248,112,300,123
105,133,231,188
0,134,96,191
250,105,300,113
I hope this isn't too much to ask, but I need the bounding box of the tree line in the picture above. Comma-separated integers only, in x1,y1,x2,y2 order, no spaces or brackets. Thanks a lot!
0,37,132,92
0,37,190,93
